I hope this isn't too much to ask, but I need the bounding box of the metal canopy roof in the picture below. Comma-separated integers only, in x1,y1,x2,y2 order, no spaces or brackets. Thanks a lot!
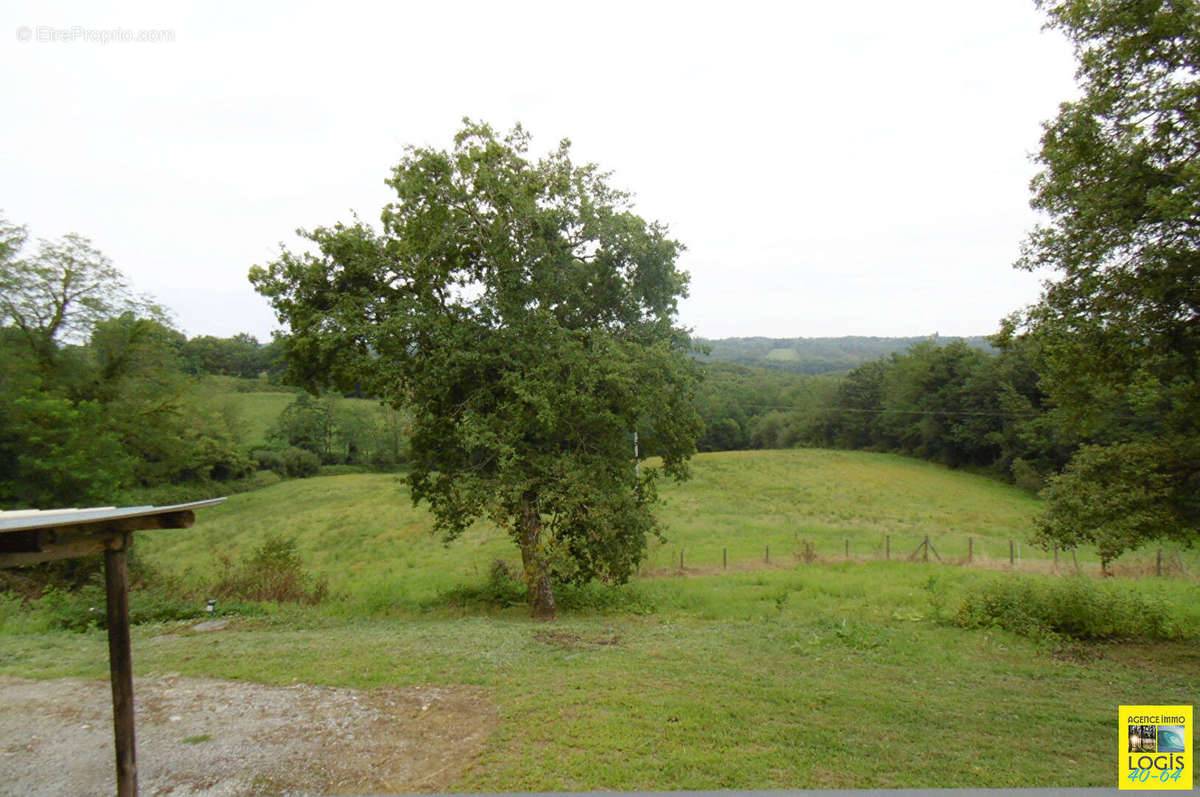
0,498,226,534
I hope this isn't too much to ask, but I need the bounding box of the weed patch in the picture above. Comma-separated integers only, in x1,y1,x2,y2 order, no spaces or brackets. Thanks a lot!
955,576,1188,641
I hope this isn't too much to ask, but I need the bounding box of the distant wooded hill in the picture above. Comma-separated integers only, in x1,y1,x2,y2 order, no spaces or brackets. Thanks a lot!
693,335,994,374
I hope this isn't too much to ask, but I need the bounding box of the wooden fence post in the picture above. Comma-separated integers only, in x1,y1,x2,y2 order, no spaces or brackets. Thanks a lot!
1009,540,1015,566
844,539,849,559
723,548,727,569
1053,542,1058,570
679,550,683,570
765,545,770,564
1157,548,1163,577
968,537,973,564
885,535,890,560
105,537,137,797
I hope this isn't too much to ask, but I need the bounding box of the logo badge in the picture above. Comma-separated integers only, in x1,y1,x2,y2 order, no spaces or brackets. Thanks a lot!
1119,705,1192,790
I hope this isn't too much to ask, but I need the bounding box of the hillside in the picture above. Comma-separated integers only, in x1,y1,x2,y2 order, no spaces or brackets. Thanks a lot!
695,335,994,374
133,448,1155,605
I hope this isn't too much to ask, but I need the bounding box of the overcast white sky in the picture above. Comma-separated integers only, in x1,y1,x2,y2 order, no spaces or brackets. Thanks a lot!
2,1,1078,342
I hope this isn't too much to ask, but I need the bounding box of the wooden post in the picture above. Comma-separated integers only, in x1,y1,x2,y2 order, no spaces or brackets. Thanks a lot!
1009,539,1015,566
679,550,683,570
722,548,727,569
104,536,137,797
968,537,973,564
923,535,929,563
765,545,770,564
885,535,890,560
844,539,849,559
1157,548,1163,577
1072,547,1080,574
1053,542,1058,569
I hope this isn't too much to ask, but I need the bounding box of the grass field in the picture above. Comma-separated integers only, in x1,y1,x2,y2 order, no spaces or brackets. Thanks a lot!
131,448,1193,602
2,449,1198,790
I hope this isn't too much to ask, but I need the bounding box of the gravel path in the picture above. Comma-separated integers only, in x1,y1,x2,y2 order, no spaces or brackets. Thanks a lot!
0,674,496,796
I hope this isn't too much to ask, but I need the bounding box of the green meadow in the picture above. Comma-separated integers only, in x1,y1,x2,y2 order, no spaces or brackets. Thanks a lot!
2,449,1197,789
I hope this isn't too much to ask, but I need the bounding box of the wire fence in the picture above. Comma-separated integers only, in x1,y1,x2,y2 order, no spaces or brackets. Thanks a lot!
639,534,1195,580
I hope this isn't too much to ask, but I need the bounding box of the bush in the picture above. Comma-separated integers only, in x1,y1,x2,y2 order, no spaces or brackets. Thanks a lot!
1010,458,1045,493
210,535,328,604
955,577,1183,641
252,448,285,473
280,446,320,478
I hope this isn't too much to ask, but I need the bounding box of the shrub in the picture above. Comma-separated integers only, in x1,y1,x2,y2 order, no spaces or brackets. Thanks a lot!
280,446,320,478
955,577,1183,641
1010,458,1045,493
252,448,285,473
210,535,328,604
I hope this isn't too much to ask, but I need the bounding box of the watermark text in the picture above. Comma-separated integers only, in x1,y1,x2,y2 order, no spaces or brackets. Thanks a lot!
16,25,176,44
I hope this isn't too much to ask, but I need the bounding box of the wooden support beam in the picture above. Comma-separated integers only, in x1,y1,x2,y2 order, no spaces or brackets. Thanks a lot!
0,532,125,567
105,535,137,797
0,512,192,568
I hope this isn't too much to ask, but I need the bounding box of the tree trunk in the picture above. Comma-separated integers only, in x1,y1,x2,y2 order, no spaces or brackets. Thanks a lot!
519,492,556,621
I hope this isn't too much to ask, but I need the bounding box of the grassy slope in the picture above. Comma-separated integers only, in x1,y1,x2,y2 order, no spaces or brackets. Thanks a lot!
4,449,1198,790
133,448,1173,603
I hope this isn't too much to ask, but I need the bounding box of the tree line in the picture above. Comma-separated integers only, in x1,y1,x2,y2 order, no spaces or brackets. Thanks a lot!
0,216,409,510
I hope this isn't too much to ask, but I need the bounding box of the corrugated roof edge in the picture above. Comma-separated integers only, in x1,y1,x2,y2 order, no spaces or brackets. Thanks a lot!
0,498,227,534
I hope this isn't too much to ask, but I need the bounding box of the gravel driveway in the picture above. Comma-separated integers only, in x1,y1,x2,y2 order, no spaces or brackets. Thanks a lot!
0,674,496,796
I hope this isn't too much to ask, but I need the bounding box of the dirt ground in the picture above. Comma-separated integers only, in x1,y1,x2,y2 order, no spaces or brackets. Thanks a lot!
0,673,497,796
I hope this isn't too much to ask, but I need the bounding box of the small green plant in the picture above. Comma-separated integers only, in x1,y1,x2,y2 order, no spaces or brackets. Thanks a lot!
922,575,950,623
182,734,212,744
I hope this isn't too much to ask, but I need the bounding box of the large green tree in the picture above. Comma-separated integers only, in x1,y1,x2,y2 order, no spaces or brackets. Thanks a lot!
1015,0,1200,565
250,122,702,618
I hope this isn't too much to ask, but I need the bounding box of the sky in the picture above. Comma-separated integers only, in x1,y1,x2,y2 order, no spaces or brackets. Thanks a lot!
1,1,1079,342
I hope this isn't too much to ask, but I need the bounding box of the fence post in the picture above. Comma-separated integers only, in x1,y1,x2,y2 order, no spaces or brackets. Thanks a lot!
885,535,890,560
968,537,973,564
1157,548,1163,577
680,550,683,570
765,545,770,564
1009,540,1015,566
723,548,727,569
1053,542,1058,569
845,539,849,559
923,535,929,563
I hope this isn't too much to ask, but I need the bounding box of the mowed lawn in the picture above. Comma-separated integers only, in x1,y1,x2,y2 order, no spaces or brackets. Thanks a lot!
2,449,1198,789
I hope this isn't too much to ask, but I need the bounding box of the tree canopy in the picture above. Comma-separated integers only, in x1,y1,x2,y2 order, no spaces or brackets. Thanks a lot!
1014,0,1200,565
0,215,253,508
250,121,702,618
